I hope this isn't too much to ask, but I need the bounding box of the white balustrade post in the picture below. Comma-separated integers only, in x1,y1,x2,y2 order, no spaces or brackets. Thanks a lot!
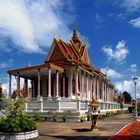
77,99,80,112
40,96,43,112
57,98,61,112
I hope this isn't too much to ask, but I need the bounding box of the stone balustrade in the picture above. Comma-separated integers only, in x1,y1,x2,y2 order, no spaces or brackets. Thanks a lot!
25,97,121,113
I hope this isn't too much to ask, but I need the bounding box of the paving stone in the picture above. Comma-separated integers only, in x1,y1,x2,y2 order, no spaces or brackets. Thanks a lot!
33,113,134,140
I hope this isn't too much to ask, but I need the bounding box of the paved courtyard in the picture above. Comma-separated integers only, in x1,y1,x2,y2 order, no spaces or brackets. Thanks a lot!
33,113,133,140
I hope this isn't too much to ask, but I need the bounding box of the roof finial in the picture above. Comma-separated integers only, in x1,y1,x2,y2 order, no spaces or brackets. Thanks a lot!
72,17,80,42
52,32,57,39
74,16,77,35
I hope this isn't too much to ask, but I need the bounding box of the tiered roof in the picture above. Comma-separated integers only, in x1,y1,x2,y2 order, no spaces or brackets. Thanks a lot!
45,23,99,76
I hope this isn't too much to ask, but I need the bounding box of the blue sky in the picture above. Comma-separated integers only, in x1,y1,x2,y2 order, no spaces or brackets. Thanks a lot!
0,0,140,98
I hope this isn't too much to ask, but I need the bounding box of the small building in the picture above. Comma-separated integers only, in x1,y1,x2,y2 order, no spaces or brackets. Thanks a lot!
7,23,120,113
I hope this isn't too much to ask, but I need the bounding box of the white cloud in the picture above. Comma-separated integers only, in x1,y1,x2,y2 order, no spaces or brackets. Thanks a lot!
101,67,122,79
102,40,129,63
120,0,140,12
130,64,137,73
0,59,14,69
115,78,140,99
0,0,74,53
129,17,140,28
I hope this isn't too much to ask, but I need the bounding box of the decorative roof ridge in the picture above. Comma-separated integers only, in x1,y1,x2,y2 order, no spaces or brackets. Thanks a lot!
59,38,69,58
44,37,58,63
54,38,67,58
59,38,70,58
69,39,80,59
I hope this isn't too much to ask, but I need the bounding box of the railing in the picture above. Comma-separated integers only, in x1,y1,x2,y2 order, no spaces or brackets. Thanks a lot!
25,97,121,113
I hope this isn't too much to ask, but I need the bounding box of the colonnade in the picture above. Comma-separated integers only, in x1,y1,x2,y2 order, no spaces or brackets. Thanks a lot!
74,68,114,102
8,67,114,102
8,68,65,98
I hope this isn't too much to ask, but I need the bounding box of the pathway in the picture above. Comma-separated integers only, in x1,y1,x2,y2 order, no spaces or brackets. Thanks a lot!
33,113,133,140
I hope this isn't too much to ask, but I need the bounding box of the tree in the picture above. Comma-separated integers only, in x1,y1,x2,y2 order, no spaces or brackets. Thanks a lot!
123,91,132,103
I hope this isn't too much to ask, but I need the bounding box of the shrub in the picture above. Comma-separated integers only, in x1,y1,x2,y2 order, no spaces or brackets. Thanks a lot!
62,114,67,122
85,111,91,121
0,117,37,133
0,98,37,133
53,113,58,121
80,115,85,122
3,98,25,118
44,115,48,121
34,113,40,121
106,111,111,117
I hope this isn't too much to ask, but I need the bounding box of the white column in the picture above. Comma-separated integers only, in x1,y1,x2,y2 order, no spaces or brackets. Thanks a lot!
48,68,51,97
81,73,84,100
96,78,99,100
106,85,108,102
90,77,92,100
112,88,115,102
104,82,106,101
55,70,59,97
86,74,88,99
37,69,41,98
17,72,20,97
92,78,94,99
102,81,104,102
68,73,72,98
80,72,82,100
75,68,78,94
63,74,65,97
93,77,96,99
9,74,12,98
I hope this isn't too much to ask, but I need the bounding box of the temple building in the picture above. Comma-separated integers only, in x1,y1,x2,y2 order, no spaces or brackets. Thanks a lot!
7,23,119,113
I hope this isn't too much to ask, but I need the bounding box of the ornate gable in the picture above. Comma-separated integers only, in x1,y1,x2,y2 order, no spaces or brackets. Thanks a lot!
49,44,66,62
45,38,66,63
45,21,92,73
81,47,90,64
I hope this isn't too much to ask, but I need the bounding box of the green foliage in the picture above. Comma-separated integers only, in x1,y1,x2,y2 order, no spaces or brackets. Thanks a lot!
53,113,58,121
128,107,133,113
3,98,25,118
105,110,122,117
80,115,85,122
62,114,67,122
34,113,40,121
106,111,111,117
85,111,91,121
0,98,37,133
123,91,132,103
0,117,37,133
44,115,48,121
